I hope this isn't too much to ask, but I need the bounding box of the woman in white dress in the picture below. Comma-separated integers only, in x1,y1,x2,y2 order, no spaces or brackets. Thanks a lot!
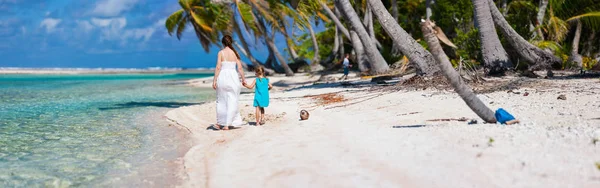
212,35,246,130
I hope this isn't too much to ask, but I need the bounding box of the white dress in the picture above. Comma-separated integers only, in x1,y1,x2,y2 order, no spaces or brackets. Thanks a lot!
216,61,243,126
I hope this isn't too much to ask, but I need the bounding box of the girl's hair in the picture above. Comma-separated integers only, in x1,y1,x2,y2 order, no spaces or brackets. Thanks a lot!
255,66,265,77
221,35,240,59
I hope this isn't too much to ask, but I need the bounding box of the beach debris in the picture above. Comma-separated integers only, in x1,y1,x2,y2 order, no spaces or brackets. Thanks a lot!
307,93,346,106
495,108,518,125
523,92,529,96
488,137,495,147
557,94,567,100
507,90,521,94
592,138,599,145
596,162,600,171
468,119,478,124
397,112,421,116
300,110,309,120
426,117,469,122
476,152,483,158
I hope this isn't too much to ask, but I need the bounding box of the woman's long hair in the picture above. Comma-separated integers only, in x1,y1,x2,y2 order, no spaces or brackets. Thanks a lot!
221,35,240,59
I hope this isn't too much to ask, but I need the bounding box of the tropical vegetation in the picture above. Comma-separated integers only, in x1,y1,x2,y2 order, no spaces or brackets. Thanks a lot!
165,0,600,75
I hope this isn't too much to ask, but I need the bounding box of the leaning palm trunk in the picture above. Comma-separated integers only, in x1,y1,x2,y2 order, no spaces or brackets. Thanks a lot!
266,37,294,76
473,0,512,75
257,15,294,76
421,20,497,123
568,20,584,69
336,0,389,74
391,0,399,21
306,23,321,65
320,1,350,38
350,30,370,72
368,0,439,76
426,0,435,20
488,0,561,70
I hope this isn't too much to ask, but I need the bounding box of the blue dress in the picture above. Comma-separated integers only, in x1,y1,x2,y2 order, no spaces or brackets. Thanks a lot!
253,78,269,107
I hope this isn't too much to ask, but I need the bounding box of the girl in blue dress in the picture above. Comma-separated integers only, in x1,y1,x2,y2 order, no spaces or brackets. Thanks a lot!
242,66,273,125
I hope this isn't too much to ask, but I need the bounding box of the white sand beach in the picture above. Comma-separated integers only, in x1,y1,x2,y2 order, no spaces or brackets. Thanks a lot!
165,73,600,187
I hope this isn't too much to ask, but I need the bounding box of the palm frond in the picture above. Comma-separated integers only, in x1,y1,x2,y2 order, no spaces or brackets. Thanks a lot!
166,9,184,36
546,8,568,42
176,17,188,40
179,0,191,11
567,12,600,30
190,10,214,32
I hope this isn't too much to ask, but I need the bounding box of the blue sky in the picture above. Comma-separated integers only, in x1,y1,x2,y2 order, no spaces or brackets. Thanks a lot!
0,0,320,68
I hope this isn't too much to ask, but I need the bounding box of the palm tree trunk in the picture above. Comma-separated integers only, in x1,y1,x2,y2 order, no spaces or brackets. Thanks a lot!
350,30,369,72
306,23,320,64
426,0,435,20
391,0,399,21
322,25,340,66
472,0,512,75
335,7,345,59
336,0,389,74
535,0,548,40
320,1,350,38
368,0,439,76
501,0,508,16
569,20,584,69
257,16,294,76
338,26,345,59
233,20,261,67
420,20,497,123
282,23,299,60
364,3,381,49
488,0,561,70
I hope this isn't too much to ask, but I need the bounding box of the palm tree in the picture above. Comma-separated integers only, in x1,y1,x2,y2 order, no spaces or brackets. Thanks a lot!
472,0,512,75
420,20,496,123
546,0,600,69
165,0,232,52
367,0,439,76
487,0,561,71
335,0,389,74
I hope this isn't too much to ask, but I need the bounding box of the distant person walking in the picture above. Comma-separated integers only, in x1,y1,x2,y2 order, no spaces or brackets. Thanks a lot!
212,35,246,130
339,54,352,80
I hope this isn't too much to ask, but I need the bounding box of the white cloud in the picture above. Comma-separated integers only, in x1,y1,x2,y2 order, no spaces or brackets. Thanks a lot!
91,17,126,28
91,0,138,17
40,18,62,33
76,20,94,33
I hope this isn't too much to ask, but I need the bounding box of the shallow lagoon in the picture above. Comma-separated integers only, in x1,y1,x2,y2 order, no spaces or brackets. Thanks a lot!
0,73,213,187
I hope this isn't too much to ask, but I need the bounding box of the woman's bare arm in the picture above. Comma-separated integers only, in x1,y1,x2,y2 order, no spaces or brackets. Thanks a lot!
236,58,246,83
213,51,222,83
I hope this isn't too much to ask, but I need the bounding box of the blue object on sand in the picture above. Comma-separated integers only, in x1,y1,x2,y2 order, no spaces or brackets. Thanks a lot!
495,108,516,124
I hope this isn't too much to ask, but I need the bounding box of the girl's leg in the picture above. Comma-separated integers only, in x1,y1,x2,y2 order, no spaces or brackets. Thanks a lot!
255,107,261,126
259,107,265,125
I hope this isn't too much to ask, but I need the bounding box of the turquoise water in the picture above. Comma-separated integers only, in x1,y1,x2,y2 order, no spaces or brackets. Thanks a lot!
0,73,214,187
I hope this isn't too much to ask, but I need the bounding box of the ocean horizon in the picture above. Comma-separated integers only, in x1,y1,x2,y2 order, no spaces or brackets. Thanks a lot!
0,73,214,186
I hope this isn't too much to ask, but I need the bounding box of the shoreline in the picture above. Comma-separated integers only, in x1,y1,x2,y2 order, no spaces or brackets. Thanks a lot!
166,73,600,187
0,68,214,75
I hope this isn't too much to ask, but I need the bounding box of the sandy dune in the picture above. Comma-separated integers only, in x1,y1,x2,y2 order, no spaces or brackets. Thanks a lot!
166,73,600,188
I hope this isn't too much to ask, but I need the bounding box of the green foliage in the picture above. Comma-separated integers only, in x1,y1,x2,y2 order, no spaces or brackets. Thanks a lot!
431,0,474,37
452,28,481,64
505,0,537,40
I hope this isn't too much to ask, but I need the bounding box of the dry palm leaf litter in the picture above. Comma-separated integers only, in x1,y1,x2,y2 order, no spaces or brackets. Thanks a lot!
307,93,346,106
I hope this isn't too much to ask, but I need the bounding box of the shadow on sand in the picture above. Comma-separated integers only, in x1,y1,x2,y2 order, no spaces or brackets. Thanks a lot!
99,101,203,110
205,124,243,131
391,125,430,129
